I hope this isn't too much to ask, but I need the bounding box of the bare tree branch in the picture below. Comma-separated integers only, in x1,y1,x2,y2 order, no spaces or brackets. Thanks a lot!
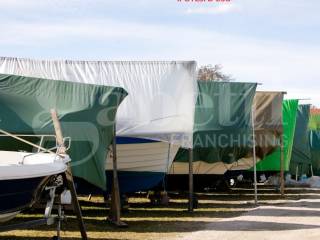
198,64,232,81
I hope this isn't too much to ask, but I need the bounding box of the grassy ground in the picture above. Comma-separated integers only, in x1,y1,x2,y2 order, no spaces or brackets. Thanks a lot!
1,187,319,240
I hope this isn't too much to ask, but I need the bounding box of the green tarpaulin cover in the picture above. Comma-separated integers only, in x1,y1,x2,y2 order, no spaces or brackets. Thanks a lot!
0,74,127,189
255,100,298,171
289,105,312,175
175,81,257,163
309,131,320,175
308,109,320,175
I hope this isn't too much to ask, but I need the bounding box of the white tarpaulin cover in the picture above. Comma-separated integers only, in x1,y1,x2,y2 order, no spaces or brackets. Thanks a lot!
0,57,197,148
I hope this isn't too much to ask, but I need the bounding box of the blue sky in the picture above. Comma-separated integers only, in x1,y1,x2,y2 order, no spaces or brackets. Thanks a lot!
1,0,320,105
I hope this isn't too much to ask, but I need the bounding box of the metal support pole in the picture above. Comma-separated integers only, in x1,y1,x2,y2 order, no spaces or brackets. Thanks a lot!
311,164,314,177
188,148,194,212
38,136,45,152
296,165,299,181
251,108,258,205
280,133,285,196
56,204,62,239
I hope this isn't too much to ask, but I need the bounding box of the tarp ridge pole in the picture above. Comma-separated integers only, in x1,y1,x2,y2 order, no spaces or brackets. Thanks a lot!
50,109,88,240
280,132,285,196
163,143,171,193
251,108,258,205
188,148,194,212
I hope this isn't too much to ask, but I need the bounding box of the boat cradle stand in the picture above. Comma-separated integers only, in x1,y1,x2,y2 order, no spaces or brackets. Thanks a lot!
0,184,69,240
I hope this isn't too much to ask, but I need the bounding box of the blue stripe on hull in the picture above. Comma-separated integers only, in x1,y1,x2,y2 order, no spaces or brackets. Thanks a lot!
116,137,158,144
0,177,45,214
106,171,165,194
75,171,165,195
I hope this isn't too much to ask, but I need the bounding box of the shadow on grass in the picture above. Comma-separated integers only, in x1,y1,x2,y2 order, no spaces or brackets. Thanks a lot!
126,202,255,209
2,217,320,238
2,188,320,239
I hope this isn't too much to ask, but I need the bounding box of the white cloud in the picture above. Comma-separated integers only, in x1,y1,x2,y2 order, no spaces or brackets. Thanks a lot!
0,1,319,105
185,3,240,15
0,19,180,45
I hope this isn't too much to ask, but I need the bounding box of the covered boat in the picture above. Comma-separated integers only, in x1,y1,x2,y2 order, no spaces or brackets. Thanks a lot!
0,58,197,193
309,108,320,176
251,100,299,178
225,91,285,177
167,81,257,191
0,73,127,191
289,104,312,177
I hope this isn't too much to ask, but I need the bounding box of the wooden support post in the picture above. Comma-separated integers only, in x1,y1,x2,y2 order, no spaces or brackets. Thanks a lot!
188,148,194,212
50,109,88,240
64,169,88,239
251,108,258,205
280,133,285,196
107,127,127,227
311,164,314,177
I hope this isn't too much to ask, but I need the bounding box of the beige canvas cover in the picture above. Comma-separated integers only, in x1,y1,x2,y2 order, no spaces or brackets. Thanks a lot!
253,91,284,158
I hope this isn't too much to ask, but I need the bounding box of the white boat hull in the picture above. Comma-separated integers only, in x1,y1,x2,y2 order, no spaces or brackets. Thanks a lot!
0,151,69,222
105,137,179,193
